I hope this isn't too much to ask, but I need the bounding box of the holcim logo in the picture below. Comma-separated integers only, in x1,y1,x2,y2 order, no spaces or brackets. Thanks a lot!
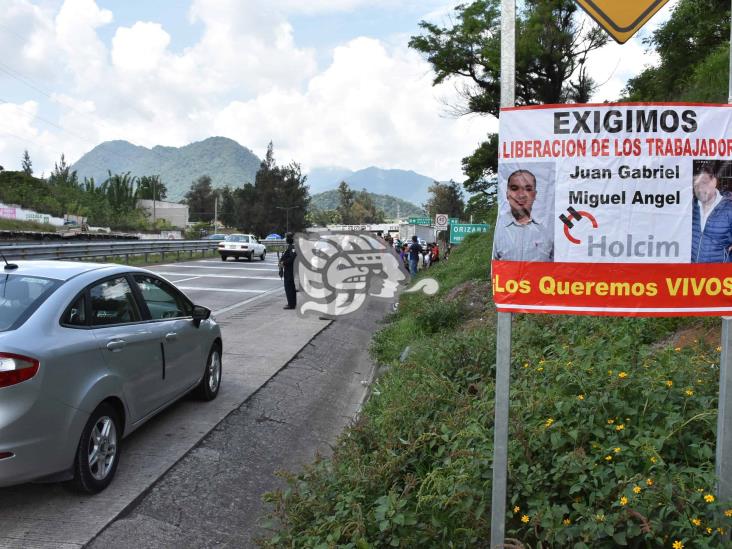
559,206,599,245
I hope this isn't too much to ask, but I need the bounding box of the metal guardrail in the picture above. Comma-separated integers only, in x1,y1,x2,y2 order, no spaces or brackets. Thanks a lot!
0,238,289,263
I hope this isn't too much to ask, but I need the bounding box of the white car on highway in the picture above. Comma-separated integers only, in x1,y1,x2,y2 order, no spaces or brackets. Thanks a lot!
218,234,266,261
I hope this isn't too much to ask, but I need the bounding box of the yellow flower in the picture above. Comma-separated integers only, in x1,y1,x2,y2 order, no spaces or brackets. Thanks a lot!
620,496,628,506
614,447,621,454
618,371,628,379
724,509,732,517
577,394,585,401
718,528,726,535
566,361,573,366
691,518,701,526
539,358,546,364
595,513,605,522
650,456,657,464
563,518,571,526
604,455,613,461
616,424,625,431
672,541,684,549
674,347,681,352
536,367,544,372
608,370,614,375
685,389,694,397
521,514,529,524
718,346,722,352
513,505,520,513
522,363,529,369
607,419,615,425
666,380,673,388
704,494,715,503
707,527,713,534
646,478,654,486
544,418,554,428
633,485,641,494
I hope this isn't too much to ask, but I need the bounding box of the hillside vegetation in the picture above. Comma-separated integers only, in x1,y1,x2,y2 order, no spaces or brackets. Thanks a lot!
310,190,424,220
263,233,730,548
72,137,261,202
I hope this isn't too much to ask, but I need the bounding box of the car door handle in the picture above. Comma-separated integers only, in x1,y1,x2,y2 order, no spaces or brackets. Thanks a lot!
106,339,127,352
165,332,178,342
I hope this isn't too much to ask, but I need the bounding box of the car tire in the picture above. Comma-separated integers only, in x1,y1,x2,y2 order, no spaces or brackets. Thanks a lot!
220,255,227,261
196,345,222,401
260,250,266,261
70,403,121,494
246,253,252,262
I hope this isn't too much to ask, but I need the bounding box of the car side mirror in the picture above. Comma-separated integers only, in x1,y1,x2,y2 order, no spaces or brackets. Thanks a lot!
192,305,211,327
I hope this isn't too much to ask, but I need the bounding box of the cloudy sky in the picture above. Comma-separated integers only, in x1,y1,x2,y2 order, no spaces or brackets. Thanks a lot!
0,0,674,181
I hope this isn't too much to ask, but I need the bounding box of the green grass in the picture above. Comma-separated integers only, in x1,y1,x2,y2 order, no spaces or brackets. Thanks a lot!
261,233,732,548
0,218,57,233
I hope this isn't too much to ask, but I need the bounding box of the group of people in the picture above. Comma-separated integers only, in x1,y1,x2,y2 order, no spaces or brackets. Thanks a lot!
395,236,443,276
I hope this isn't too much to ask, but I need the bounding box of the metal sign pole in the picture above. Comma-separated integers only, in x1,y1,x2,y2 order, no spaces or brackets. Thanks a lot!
490,1,515,547
717,1,732,513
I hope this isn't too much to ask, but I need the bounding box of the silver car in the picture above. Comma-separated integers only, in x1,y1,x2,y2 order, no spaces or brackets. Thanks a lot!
0,260,222,493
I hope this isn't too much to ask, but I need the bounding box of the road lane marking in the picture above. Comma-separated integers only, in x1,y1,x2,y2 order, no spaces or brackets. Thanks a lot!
213,286,283,315
155,271,281,280
177,287,266,293
166,275,202,283
158,264,279,272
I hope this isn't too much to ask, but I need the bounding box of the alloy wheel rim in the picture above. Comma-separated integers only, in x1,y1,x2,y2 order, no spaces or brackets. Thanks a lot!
208,351,221,392
88,416,117,481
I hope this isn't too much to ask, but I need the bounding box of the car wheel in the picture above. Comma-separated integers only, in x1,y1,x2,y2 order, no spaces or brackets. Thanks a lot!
220,255,227,261
196,345,222,401
247,253,252,261
260,250,266,261
70,403,121,493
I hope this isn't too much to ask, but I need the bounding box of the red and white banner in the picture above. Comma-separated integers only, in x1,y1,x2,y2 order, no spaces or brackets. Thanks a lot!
492,102,732,316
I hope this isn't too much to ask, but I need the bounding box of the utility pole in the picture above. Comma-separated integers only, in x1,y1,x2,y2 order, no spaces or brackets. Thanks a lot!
276,205,298,234
152,178,156,226
214,196,218,233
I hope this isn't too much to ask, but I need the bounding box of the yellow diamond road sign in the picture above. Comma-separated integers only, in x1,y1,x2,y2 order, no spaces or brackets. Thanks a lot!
575,0,671,44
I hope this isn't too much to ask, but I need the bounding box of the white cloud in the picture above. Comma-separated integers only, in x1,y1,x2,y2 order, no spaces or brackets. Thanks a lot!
112,22,171,73
212,37,493,180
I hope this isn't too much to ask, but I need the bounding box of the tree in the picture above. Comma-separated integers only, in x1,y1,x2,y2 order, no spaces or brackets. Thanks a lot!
21,150,32,176
184,175,215,222
410,0,607,213
48,153,78,188
424,181,465,220
275,162,310,234
337,181,355,224
623,0,730,101
137,175,167,201
103,172,138,215
351,189,386,224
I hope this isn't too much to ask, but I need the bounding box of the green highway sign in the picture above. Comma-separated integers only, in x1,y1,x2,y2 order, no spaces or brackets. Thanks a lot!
408,217,432,225
450,223,490,244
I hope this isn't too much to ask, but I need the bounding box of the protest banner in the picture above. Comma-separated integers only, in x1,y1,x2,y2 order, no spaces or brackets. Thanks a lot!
492,102,732,316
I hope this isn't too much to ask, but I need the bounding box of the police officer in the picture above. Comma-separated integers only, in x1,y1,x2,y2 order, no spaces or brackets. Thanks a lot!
279,232,297,309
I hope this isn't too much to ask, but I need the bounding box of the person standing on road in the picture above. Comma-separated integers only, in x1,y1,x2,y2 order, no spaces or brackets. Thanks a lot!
408,235,422,276
279,232,297,309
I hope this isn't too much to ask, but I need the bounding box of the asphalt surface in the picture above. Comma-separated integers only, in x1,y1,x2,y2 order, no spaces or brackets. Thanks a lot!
86,297,391,549
0,255,331,548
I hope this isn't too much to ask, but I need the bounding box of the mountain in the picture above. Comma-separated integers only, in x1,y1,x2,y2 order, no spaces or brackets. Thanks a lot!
306,166,436,206
310,190,424,219
71,137,261,202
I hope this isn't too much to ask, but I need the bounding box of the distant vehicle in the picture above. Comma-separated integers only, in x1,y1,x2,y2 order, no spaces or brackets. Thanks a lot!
204,233,227,241
0,261,222,493
265,233,282,240
218,234,266,261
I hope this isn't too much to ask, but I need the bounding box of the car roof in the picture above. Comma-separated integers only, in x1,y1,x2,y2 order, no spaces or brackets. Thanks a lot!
3,260,142,282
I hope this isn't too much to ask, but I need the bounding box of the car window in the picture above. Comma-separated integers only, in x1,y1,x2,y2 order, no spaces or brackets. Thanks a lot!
63,294,87,326
225,235,250,243
133,275,192,320
0,274,60,331
90,277,141,326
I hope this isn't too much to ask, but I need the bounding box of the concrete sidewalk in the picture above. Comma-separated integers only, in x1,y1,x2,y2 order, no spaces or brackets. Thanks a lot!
0,290,330,549
86,298,391,548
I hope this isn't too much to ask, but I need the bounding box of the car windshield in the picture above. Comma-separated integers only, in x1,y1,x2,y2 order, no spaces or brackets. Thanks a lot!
225,235,250,243
0,274,61,331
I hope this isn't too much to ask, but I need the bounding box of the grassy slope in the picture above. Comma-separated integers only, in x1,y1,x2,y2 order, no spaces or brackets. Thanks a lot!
263,233,730,548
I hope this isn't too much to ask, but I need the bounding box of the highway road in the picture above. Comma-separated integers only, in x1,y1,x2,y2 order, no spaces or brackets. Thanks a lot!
0,255,331,549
